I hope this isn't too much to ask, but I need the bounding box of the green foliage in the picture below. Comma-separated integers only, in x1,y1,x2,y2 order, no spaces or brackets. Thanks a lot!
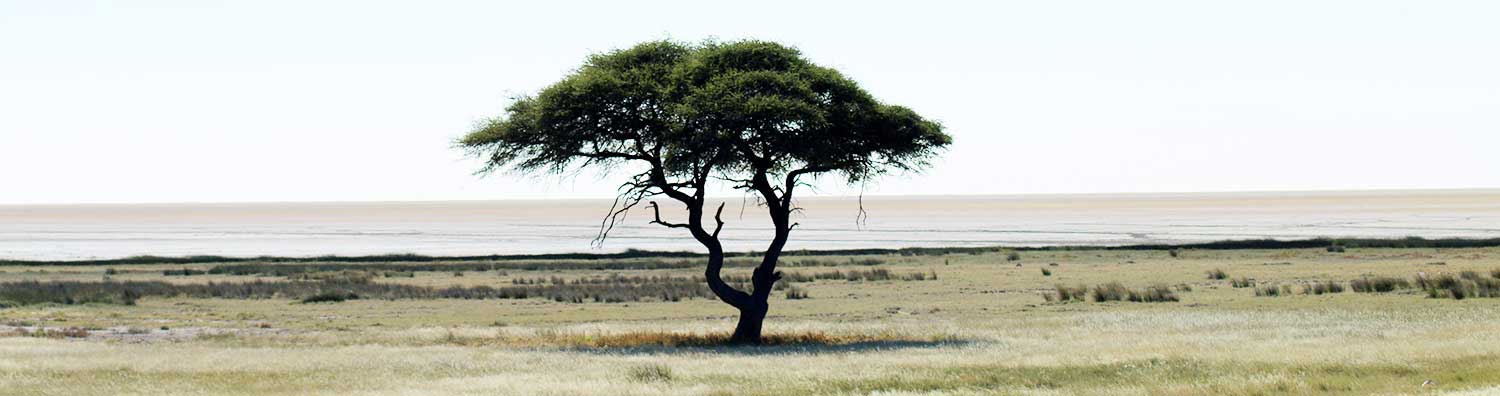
458,39,950,184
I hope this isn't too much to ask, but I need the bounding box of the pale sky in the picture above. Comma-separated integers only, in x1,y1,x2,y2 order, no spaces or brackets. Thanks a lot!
2,0,1498,204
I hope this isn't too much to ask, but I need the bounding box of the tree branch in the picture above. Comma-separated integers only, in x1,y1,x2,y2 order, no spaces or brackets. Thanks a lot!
711,202,726,238
570,149,649,161
648,201,690,229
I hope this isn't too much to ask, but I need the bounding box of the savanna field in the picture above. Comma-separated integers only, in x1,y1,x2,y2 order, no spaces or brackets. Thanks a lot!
3,246,1500,395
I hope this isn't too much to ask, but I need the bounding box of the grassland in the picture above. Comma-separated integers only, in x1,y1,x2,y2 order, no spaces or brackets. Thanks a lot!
3,246,1500,395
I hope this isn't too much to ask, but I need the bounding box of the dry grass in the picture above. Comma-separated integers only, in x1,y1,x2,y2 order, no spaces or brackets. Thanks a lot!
5,247,1500,395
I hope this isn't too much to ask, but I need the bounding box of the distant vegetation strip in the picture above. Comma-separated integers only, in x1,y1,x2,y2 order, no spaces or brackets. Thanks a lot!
0,269,936,307
6,237,1500,266
204,257,888,276
0,279,713,305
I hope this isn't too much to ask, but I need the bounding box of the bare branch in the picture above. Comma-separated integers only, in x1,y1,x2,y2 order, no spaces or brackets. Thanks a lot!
856,189,869,230
648,201,690,229
569,149,650,161
593,173,664,246
711,202,727,238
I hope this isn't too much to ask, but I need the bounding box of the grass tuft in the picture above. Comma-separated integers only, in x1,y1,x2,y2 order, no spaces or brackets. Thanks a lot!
1301,280,1345,295
1206,268,1229,280
1415,273,1500,299
1090,282,1178,302
1255,284,1292,297
626,364,673,382
1047,284,1088,302
1350,277,1410,293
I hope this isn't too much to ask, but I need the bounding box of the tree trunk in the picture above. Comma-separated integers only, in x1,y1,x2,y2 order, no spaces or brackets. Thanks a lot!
730,299,768,344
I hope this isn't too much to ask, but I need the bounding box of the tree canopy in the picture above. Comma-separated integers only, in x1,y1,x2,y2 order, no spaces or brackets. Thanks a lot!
460,40,948,194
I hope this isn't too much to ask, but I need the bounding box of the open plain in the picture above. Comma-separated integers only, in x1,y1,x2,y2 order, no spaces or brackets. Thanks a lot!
3,246,1500,395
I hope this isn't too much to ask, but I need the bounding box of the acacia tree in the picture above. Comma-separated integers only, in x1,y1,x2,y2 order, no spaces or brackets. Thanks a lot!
459,40,949,344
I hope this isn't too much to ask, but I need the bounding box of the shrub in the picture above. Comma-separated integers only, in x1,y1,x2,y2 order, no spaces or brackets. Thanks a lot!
1206,269,1229,280
163,268,206,276
1351,276,1410,293
1327,245,1346,253
103,268,120,275
1168,248,1181,258
1255,284,1289,297
1492,269,1500,279
300,291,359,304
1089,283,1178,302
1092,282,1130,302
1129,285,1180,302
288,270,375,284
1040,268,1052,276
1302,281,1345,295
1006,251,1021,261
627,364,673,382
776,269,934,282
1230,277,1255,288
785,287,809,300
1048,284,1088,303
1416,273,1500,300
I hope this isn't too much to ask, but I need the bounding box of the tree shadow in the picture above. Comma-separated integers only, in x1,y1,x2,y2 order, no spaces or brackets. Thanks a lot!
565,339,975,356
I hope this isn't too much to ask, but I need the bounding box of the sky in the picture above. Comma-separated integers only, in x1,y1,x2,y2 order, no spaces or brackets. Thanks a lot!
2,0,1498,204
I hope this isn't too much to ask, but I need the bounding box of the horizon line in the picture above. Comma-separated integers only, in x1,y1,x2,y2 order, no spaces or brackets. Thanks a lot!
3,186,1498,207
